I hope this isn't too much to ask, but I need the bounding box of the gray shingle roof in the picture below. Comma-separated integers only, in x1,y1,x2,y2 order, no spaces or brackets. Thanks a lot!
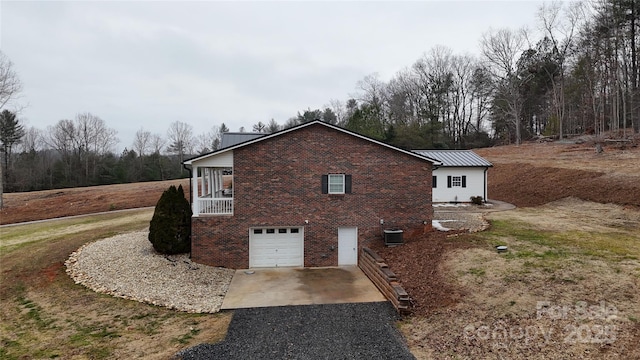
412,150,493,167
220,133,265,149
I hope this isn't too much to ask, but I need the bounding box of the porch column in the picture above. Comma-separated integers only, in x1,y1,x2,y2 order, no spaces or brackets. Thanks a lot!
214,169,223,194
199,167,206,198
192,166,199,216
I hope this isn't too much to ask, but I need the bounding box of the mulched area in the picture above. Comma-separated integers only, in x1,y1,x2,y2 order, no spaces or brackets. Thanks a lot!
370,231,472,317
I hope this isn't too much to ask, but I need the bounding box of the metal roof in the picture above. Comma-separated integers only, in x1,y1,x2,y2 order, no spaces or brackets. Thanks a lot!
184,120,442,166
412,150,492,167
220,132,265,149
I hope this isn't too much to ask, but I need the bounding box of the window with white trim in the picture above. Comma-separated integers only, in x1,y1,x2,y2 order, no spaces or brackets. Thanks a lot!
451,176,462,187
328,174,345,194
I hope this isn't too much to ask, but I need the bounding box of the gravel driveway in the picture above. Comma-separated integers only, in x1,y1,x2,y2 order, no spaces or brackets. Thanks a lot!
176,302,415,360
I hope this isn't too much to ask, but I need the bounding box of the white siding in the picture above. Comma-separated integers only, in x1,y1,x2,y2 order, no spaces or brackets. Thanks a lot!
432,167,487,203
192,150,233,168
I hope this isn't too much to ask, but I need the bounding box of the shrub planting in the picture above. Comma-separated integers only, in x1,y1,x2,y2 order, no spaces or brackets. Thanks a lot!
470,196,484,205
148,185,192,254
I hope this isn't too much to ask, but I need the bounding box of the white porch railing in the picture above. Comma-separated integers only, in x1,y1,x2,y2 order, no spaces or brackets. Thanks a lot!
197,198,233,215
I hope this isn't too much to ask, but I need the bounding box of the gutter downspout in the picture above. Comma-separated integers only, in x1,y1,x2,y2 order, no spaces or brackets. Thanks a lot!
483,167,488,203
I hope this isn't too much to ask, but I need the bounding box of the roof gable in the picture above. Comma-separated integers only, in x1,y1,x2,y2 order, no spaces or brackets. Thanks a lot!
185,120,442,165
412,150,492,167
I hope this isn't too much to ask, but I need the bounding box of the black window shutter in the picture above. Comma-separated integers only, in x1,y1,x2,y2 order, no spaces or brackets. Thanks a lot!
345,175,352,193
462,176,467,188
432,176,437,188
321,175,328,194
447,176,452,188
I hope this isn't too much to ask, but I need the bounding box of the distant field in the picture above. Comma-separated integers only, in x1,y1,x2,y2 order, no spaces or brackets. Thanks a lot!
0,178,189,225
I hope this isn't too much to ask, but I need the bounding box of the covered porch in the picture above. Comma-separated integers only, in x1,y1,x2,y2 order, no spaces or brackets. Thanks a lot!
192,166,233,216
187,149,235,216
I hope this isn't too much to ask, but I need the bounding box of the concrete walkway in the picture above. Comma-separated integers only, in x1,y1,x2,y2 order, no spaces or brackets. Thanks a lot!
221,266,385,309
433,199,515,213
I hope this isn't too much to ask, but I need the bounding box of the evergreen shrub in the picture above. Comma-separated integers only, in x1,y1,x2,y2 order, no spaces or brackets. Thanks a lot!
148,185,192,254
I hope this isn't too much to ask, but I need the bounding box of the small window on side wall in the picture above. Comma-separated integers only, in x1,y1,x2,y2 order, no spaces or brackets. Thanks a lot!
447,175,467,188
328,174,344,194
432,175,437,188
321,174,352,194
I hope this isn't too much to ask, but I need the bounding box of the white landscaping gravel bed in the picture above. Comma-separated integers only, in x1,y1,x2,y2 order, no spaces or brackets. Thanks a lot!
65,231,235,313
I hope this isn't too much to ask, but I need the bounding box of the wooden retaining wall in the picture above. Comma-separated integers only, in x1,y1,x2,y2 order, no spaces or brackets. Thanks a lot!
359,247,410,314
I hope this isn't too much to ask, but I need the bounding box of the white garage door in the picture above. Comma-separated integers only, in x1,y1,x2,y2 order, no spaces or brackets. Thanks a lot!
249,227,304,268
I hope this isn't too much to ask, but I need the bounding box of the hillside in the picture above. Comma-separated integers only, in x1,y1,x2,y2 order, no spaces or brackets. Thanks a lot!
476,138,640,208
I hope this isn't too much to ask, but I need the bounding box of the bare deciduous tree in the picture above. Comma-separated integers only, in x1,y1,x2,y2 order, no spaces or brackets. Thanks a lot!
46,119,78,183
481,28,528,144
166,121,194,167
75,113,118,179
328,99,347,126
18,126,42,153
0,52,22,208
194,125,221,154
0,51,22,111
46,114,117,185
538,0,584,139
150,133,166,154
133,128,151,157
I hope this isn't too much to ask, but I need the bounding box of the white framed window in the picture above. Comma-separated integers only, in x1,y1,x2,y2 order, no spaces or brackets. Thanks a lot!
452,176,462,187
328,174,345,194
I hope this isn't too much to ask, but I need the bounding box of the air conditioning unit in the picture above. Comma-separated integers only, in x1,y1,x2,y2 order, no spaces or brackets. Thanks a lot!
384,229,403,246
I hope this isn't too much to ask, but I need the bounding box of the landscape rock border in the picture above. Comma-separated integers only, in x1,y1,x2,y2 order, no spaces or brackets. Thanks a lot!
65,231,235,313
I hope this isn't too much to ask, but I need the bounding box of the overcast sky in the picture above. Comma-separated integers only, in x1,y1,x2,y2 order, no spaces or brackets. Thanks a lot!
1,1,547,151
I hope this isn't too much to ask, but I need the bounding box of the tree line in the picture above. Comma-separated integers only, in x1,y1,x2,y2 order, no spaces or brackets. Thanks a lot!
0,112,227,193
256,1,638,147
1,0,638,199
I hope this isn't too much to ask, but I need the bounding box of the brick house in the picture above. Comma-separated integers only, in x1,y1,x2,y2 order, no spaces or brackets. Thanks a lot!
183,121,440,269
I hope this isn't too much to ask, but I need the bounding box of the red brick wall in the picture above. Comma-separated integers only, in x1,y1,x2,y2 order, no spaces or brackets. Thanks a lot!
191,124,433,268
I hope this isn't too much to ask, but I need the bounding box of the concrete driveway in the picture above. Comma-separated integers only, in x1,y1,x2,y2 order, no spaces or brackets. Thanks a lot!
221,266,385,309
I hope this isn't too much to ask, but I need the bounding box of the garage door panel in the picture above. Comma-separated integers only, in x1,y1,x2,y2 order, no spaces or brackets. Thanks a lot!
249,227,304,268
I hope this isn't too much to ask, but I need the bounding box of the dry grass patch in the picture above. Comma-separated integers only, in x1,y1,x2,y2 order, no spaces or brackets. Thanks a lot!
1,209,154,252
401,199,640,359
0,212,231,360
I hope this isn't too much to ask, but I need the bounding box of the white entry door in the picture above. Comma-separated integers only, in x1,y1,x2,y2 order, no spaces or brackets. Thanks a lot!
249,227,304,268
338,227,358,265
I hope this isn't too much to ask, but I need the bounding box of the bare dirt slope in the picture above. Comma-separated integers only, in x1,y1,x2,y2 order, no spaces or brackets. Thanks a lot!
475,139,640,208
